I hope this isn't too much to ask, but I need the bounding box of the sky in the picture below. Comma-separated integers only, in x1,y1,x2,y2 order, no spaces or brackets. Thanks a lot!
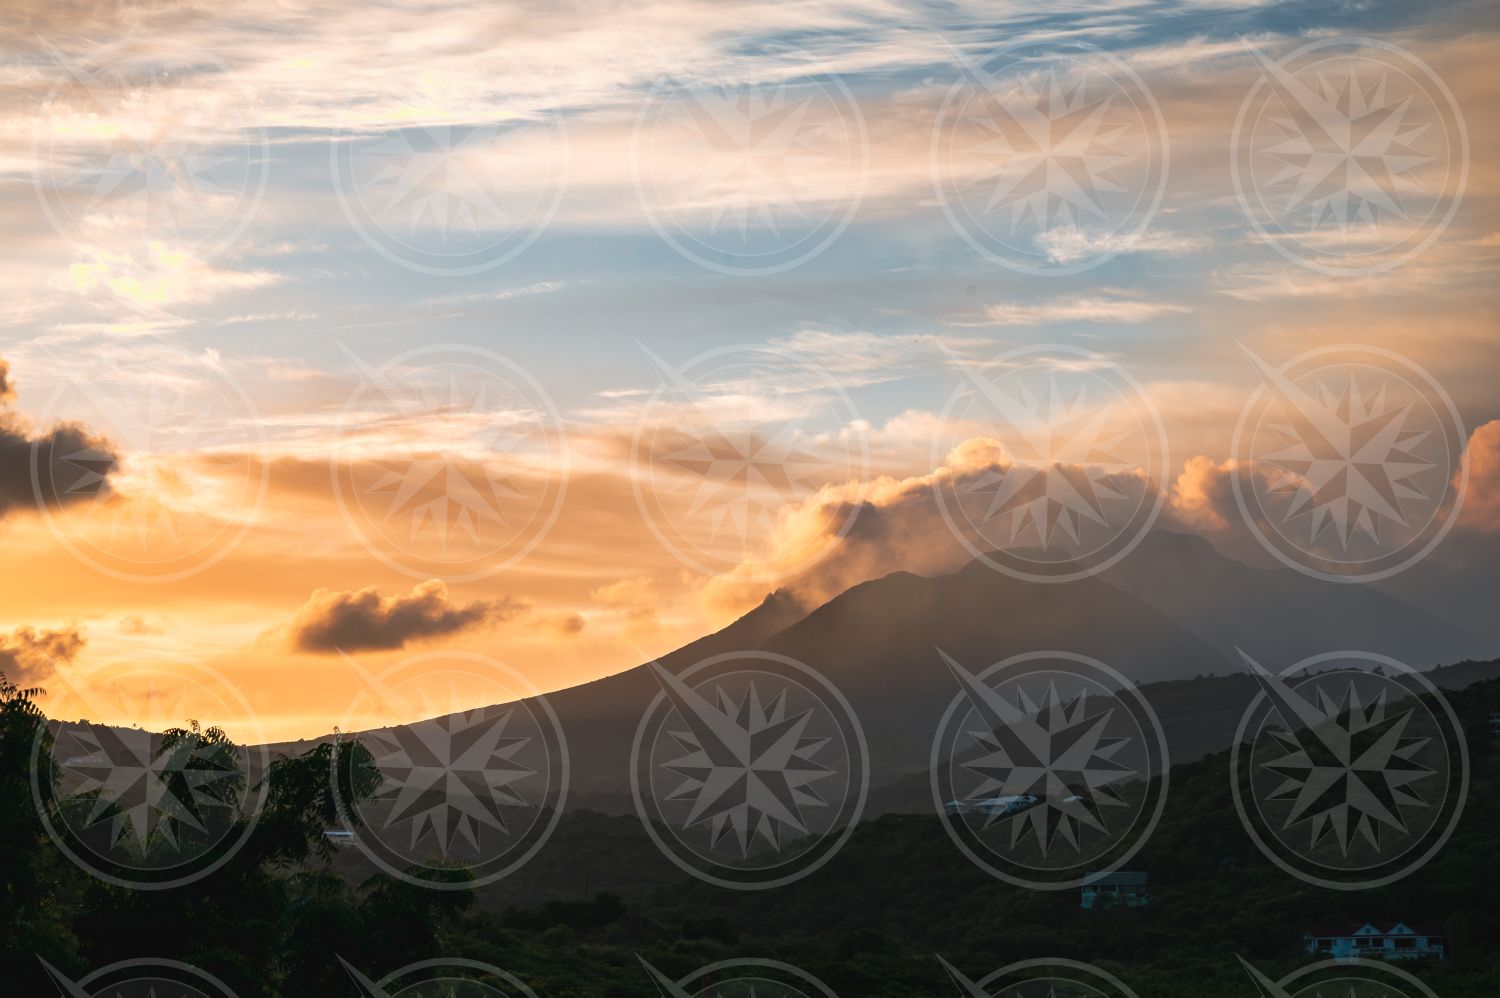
0,0,1497,741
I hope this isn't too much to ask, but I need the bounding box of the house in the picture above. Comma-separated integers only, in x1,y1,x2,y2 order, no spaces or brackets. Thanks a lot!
944,796,1040,817
1304,922,1445,961
1081,872,1148,909
1488,711,1500,737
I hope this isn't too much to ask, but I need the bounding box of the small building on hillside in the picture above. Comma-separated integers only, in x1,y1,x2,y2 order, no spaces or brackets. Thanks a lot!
944,796,1040,817
1304,922,1445,961
1081,872,1149,909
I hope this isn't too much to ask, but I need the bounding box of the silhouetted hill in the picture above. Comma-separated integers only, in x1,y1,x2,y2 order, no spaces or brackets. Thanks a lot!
749,558,1228,784
1102,531,1494,669
362,557,1231,811
279,544,1500,814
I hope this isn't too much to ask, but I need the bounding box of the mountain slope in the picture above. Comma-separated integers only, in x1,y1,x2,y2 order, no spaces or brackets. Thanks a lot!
268,536,1492,816
498,556,1229,808
1100,531,1494,669
751,558,1228,781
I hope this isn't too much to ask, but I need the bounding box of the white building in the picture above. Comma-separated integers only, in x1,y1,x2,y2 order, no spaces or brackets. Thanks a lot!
1304,922,1445,961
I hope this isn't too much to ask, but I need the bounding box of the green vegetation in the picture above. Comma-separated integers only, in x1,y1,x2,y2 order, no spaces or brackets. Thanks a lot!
3,673,1498,996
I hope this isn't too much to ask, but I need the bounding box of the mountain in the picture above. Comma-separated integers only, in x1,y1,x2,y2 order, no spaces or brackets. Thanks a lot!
745,559,1228,780
1100,531,1494,669
275,536,1494,814
481,556,1229,810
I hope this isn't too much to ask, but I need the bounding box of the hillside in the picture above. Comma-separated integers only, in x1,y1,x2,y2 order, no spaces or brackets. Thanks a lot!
421,676,1500,997
1101,531,1494,668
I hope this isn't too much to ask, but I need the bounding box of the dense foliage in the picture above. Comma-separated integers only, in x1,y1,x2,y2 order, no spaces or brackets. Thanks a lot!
2,674,1497,996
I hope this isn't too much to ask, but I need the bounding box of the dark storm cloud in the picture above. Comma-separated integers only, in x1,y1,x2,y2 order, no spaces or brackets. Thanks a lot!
288,579,528,653
0,359,119,519
0,625,85,687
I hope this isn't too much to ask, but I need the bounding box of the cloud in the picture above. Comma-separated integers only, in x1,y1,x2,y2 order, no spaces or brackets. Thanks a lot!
765,329,990,387
287,579,527,653
1167,454,1237,533
64,242,282,318
1153,440,1500,573
0,358,119,519
703,438,1295,610
1035,228,1210,265
1457,419,1500,534
118,614,168,637
706,439,1140,606
592,575,663,622
591,575,670,640
1151,454,1288,568
534,612,587,637
0,625,85,687
421,280,568,307
978,294,1191,326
